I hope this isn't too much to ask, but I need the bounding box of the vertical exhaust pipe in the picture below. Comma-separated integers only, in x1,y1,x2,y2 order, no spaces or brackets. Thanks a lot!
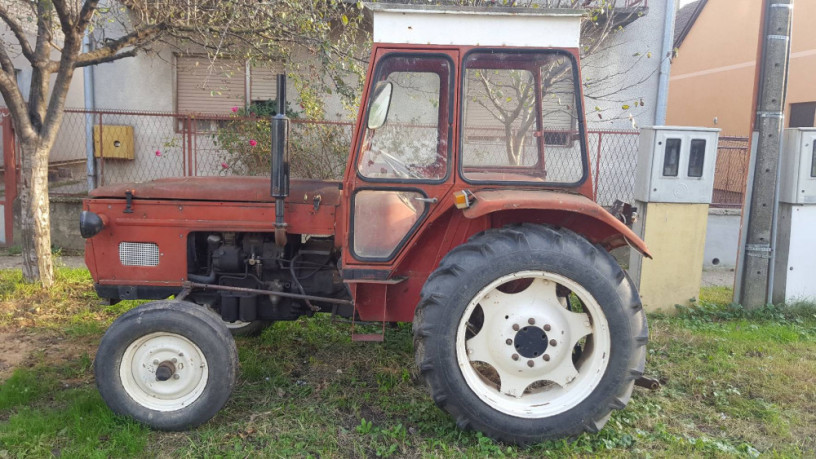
271,74,290,247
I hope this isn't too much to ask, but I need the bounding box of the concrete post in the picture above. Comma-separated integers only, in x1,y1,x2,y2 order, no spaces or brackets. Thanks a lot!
737,0,794,309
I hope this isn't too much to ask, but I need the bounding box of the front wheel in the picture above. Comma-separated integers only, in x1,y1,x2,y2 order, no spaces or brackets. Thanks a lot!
413,224,647,444
95,301,238,430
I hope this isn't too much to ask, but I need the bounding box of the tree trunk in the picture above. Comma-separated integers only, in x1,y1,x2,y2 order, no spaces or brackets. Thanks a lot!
504,126,524,166
19,138,54,287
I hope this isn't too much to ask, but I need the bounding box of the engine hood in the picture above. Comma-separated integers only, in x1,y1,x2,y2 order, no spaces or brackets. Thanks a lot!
89,177,342,207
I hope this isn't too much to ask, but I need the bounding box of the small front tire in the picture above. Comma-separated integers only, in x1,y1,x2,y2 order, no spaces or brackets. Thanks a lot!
95,301,238,431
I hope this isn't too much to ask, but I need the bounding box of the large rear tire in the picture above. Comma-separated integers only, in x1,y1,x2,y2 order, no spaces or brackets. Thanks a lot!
205,304,270,337
413,224,647,444
95,301,238,430
223,319,270,337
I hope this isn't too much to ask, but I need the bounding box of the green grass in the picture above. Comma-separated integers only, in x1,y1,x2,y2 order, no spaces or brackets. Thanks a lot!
0,271,815,457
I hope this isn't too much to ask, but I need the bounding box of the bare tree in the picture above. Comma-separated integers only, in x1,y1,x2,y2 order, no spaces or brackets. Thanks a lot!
0,0,364,286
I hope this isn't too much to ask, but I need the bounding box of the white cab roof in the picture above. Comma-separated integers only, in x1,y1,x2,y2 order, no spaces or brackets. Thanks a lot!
365,4,583,49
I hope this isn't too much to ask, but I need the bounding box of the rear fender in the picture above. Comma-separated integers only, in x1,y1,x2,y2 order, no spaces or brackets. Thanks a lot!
461,190,651,258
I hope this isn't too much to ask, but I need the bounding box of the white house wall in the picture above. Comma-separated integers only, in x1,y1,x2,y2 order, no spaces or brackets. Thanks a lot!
583,2,666,132
92,48,175,112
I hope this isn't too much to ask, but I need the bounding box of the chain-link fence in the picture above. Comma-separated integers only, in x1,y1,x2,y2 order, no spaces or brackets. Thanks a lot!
47,109,747,212
587,131,640,207
54,109,353,195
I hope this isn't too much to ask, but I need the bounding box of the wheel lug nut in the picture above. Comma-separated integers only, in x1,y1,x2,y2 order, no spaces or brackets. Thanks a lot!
512,324,520,331
512,354,519,361
527,360,534,368
153,360,159,365
172,358,178,363
550,339,557,346
528,318,535,325
505,339,513,345
543,354,551,361
544,324,552,332
173,374,180,380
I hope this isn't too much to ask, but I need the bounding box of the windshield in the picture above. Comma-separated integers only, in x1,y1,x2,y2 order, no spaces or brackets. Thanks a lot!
460,50,586,185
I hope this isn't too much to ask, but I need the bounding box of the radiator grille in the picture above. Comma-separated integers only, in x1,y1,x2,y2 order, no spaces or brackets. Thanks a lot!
119,242,160,267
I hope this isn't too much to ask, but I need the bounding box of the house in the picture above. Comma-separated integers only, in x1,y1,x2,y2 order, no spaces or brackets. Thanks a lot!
2,1,670,249
667,0,816,134
666,0,816,269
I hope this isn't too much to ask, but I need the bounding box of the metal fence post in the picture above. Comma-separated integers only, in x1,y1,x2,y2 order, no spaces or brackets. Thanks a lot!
594,132,603,201
98,112,104,187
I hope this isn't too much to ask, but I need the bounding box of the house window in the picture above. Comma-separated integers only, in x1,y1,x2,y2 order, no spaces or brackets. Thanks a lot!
175,56,282,119
249,64,281,110
790,102,816,128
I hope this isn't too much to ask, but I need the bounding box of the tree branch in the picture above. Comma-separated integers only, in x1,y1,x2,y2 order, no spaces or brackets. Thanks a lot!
0,41,17,76
28,0,56,130
50,0,74,35
73,24,164,68
0,69,34,141
0,4,36,62
76,0,99,33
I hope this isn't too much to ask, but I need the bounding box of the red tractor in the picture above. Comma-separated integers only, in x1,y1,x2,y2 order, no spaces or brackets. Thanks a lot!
81,4,649,444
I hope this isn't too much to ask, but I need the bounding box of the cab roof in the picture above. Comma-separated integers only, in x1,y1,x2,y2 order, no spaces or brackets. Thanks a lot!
364,3,583,49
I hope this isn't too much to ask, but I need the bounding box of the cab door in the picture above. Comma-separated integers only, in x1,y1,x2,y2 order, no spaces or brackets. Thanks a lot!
342,49,457,272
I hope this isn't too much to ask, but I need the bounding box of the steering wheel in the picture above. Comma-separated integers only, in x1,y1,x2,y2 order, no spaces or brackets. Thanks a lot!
376,150,422,179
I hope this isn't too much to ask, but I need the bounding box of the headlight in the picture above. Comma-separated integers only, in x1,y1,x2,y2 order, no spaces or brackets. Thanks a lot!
80,211,106,238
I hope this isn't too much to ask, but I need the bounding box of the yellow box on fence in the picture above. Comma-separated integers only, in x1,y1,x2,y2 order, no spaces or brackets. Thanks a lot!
93,125,134,160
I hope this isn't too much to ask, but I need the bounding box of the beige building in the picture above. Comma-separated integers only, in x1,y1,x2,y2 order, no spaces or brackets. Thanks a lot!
667,0,816,136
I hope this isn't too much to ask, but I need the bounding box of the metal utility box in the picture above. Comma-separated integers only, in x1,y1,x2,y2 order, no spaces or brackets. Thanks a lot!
93,125,135,160
778,128,816,204
634,126,720,204
630,126,720,313
773,128,816,303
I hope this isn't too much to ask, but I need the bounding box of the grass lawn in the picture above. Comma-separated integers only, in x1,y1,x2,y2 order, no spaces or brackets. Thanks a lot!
0,267,814,457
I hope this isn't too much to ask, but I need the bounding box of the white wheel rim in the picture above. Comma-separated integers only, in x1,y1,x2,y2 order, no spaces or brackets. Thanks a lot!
224,320,253,330
120,332,209,412
456,271,611,419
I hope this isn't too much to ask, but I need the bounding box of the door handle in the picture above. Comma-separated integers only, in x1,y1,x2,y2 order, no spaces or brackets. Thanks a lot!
414,197,438,204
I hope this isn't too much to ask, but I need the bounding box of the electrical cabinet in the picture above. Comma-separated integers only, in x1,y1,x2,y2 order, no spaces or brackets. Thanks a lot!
779,128,816,204
773,128,816,303
630,126,720,313
634,126,720,204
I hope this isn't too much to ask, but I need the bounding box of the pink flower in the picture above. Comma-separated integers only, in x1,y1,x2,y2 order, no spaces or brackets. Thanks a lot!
249,139,257,147
221,162,229,169
155,150,161,156
231,106,239,113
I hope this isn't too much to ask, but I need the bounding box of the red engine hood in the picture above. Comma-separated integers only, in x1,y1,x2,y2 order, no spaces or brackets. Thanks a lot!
89,177,342,207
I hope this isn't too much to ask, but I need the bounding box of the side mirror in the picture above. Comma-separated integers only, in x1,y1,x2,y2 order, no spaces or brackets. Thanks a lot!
367,81,393,130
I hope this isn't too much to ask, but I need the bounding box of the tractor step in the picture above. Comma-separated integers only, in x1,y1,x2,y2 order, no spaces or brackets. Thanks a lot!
348,284,388,343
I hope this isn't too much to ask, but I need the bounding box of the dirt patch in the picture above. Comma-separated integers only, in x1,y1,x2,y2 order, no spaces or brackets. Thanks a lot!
0,332,38,380
0,330,97,381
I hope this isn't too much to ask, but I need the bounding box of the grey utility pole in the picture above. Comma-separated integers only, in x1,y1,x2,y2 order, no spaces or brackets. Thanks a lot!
738,0,794,309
